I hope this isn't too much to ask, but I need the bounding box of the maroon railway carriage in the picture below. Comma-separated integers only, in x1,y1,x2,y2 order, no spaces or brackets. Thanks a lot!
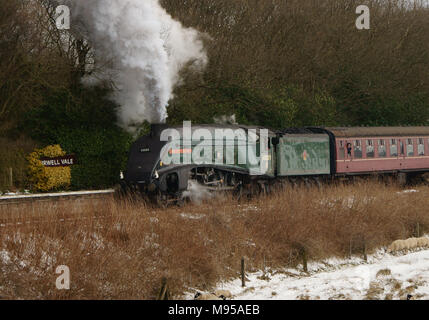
328,127,429,176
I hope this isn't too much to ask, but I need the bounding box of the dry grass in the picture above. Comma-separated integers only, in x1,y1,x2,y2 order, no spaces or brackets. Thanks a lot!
1,180,429,299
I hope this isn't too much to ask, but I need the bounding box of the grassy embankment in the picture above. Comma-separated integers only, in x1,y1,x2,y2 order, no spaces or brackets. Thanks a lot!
0,181,428,299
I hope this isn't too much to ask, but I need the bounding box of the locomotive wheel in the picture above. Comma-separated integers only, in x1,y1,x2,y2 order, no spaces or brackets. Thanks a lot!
176,195,186,207
233,184,244,200
114,182,128,199
156,191,186,208
234,183,253,200
156,192,169,208
257,182,271,195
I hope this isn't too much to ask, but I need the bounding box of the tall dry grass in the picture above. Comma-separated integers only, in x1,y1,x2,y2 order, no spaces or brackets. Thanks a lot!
1,181,429,299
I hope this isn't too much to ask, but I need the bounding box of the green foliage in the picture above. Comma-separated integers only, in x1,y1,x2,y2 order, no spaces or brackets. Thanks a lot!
167,83,343,128
21,87,133,190
335,91,429,127
168,79,429,129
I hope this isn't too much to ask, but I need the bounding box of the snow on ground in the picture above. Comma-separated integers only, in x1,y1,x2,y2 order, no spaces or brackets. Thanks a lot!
0,190,31,197
397,189,419,194
180,213,206,220
0,189,115,200
187,249,429,300
318,189,420,209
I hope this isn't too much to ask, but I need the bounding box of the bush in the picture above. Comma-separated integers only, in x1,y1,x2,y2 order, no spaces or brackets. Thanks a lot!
168,83,342,128
56,128,132,190
27,145,71,192
21,87,133,190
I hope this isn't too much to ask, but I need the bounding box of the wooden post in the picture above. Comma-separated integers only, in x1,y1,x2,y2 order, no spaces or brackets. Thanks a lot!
302,249,308,273
416,222,420,238
8,167,13,188
363,240,367,262
263,255,266,273
157,277,169,300
241,257,245,287
349,239,353,259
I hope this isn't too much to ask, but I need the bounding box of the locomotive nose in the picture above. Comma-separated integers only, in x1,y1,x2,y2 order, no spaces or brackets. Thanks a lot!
123,130,167,189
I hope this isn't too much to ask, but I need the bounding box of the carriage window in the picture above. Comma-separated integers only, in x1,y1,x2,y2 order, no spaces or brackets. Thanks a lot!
366,140,374,158
354,140,362,158
390,139,398,157
346,142,352,157
378,139,386,157
407,139,414,157
418,138,425,156
338,141,345,160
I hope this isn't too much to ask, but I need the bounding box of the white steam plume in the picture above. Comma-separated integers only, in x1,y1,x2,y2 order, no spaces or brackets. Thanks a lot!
182,180,213,204
66,0,207,128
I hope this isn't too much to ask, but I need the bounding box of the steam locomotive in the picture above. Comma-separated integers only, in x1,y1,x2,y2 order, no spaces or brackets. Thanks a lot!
122,124,429,205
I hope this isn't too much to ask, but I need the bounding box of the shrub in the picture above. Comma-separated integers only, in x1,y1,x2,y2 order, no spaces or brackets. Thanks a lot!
27,145,71,192
167,83,342,128
21,87,133,190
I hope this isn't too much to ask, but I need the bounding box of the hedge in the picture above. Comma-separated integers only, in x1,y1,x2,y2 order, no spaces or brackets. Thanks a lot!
21,87,133,190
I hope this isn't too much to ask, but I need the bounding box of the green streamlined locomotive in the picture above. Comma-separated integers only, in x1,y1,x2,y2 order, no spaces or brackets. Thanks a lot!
122,123,334,204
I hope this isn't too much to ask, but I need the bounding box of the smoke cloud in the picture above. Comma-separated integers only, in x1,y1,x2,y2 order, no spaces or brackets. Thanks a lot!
67,0,207,129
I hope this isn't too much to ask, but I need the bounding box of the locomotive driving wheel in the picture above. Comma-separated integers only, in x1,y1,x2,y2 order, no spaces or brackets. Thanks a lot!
156,191,184,208
156,191,169,208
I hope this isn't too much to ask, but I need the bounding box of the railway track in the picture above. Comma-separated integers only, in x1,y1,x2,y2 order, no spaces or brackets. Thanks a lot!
0,189,116,205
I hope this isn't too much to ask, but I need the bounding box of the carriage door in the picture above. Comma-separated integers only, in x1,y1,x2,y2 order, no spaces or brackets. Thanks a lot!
341,140,351,173
399,139,405,159
345,140,352,159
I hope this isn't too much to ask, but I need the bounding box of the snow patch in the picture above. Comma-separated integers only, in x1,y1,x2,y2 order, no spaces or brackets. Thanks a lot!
185,249,429,300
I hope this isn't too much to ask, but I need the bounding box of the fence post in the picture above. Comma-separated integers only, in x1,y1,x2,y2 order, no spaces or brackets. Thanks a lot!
8,167,13,188
241,257,245,287
157,277,169,300
302,248,308,273
363,240,367,262
416,222,420,238
349,239,353,259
